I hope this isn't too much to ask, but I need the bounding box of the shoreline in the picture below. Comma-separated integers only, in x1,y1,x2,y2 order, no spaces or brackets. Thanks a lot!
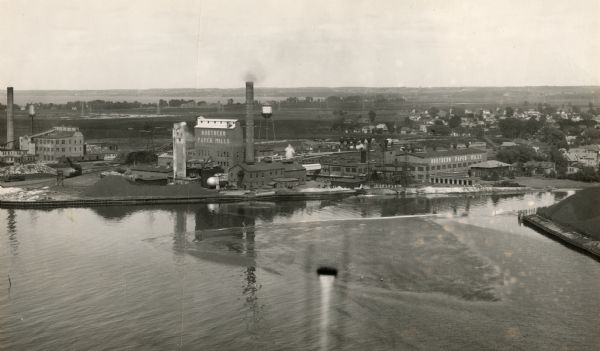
1,185,540,209
522,214,600,259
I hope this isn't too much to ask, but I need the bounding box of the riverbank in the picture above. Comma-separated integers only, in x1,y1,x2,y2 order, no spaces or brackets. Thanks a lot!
522,214,600,259
0,174,549,209
514,176,599,190
364,185,532,196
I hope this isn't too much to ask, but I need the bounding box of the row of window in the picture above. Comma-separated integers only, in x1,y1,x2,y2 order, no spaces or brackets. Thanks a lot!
328,166,365,174
38,138,82,145
416,161,481,172
39,146,83,153
247,170,283,178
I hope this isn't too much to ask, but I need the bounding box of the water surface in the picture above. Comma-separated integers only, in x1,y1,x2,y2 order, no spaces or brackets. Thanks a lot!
2,191,600,350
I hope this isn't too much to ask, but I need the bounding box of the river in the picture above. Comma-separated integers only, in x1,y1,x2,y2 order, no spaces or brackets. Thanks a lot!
2,191,600,350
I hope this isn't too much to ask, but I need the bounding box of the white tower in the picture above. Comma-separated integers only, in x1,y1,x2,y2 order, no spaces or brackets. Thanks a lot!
173,122,187,179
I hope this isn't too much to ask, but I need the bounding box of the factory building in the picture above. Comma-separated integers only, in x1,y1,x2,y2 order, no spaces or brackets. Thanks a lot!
194,117,245,169
0,149,36,165
382,148,487,183
228,162,286,189
34,127,85,162
178,81,305,189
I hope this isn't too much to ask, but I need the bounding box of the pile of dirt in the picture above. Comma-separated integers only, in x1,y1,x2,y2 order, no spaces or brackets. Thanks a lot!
83,175,216,198
0,163,57,176
538,187,600,240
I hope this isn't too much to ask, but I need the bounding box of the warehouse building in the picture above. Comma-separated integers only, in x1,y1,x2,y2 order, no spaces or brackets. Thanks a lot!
228,162,286,189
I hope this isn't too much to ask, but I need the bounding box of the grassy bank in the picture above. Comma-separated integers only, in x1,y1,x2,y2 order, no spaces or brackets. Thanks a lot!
515,177,599,189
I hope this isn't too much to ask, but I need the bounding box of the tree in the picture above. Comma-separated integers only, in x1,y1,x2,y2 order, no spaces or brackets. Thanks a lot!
539,126,568,149
368,110,376,123
498,118,522,138
428,107,440,117
524,117,541,137
549,148,567,176
452,107,465,117
496,145,536,164
449,114,462,129
428,124,450,136
505,106,514,117
237,170,245,188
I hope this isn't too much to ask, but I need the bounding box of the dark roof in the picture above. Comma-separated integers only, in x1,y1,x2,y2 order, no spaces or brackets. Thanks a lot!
470,160,510,169
232,162,285,172
283,162,307,172
272,177,299,182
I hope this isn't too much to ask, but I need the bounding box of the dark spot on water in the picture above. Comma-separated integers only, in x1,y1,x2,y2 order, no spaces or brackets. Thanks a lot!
317,266,338,276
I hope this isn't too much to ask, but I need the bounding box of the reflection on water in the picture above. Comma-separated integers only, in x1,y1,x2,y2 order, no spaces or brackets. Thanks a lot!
3,190,600,350
7,209,18,255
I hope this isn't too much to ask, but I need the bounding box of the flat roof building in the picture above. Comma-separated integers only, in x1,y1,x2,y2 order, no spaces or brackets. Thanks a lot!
34,127,84,162
382,148,487,183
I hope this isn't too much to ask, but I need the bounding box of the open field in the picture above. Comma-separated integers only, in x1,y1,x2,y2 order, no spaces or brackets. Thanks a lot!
515,176,600,189
2,86,600,106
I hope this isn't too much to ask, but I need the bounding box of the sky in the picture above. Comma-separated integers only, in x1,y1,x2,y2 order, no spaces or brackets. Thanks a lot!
0,0,599,89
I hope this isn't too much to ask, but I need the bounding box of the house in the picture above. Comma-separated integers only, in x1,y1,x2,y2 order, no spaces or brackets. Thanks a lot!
361,125,375,134
523,161,556,176
561,152,581,174
399,127,414,135
566,146,599,168
469,141,487,149
157,152,173,168
500,141,518,148
417,123,429,133
375,123,388,132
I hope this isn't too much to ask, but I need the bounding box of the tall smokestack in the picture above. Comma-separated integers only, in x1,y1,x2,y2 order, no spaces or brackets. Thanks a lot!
6,87,14,149
245,81,255,163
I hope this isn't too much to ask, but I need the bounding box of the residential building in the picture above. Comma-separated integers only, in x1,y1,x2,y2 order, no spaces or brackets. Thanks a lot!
565,146,599,168
522,161,556,176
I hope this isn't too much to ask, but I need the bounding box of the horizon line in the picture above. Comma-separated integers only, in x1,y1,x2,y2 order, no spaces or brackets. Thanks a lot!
5,84,600,92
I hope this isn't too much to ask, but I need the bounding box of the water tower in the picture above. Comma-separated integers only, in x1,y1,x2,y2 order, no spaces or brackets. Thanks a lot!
258,104,276,140
28,104,35,134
